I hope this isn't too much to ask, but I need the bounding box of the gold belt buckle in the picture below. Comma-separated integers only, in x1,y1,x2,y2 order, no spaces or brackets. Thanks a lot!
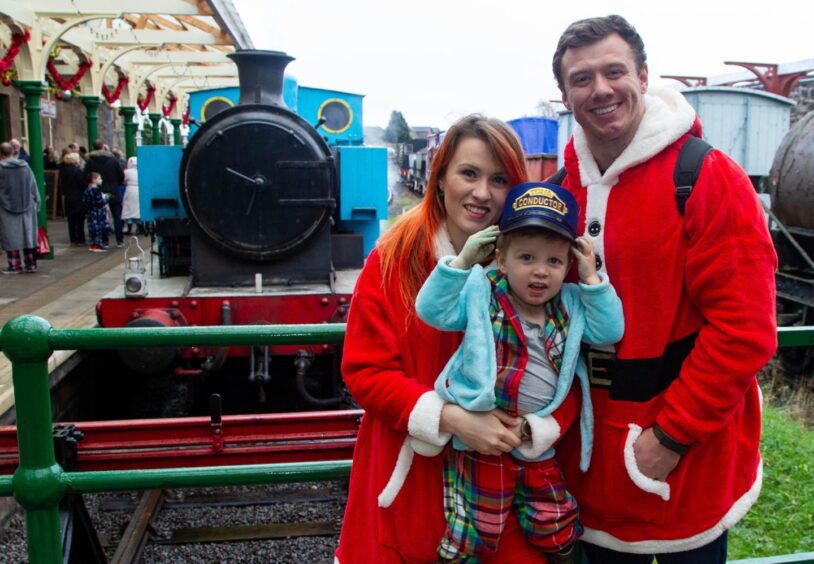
588,351,615,387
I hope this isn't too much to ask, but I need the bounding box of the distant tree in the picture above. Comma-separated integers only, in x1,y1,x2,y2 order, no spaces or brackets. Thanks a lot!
535,100,560,119
384,110,412,143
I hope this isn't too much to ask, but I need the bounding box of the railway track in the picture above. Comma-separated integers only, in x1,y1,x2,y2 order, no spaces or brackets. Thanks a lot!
0,406,359,562
1,481,348,563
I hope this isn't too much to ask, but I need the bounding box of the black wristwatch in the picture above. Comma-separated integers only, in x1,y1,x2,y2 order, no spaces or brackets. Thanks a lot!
652,424,689,455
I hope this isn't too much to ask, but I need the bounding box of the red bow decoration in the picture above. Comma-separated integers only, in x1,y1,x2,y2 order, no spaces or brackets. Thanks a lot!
0,29,30,74
137,85,156,112
102,76,129,104
47,57,93,93
182,104,190,126
162,94,178,117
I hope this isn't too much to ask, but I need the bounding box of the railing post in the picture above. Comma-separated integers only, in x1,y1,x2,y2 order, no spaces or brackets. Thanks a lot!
2,315,65,563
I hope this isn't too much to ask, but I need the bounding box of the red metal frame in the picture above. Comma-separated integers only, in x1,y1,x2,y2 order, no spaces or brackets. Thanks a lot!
723,61,808,98
661,75,708,88
97,293,351,357
0,410,361,473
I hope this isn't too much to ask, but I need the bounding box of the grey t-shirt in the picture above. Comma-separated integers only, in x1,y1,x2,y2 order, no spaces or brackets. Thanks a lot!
517,316,558,415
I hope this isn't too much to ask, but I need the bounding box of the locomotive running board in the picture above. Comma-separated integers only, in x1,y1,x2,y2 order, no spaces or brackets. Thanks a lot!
0,409,361,474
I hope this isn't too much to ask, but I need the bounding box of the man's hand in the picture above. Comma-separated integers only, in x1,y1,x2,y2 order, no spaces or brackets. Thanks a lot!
448,226,499,270
633,427,680,481
572,236,601,285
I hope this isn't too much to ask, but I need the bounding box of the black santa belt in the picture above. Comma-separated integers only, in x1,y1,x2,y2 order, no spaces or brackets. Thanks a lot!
586,332,698,403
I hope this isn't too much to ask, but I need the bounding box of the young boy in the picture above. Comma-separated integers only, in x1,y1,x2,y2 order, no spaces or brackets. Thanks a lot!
83,171,109,252
378,182,624,562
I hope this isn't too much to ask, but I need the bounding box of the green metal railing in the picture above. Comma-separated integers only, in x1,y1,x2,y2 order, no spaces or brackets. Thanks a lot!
0,315,351,563
0,315,813,563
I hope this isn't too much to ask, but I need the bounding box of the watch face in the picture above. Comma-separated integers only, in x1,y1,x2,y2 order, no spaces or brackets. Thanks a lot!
183,115,333,257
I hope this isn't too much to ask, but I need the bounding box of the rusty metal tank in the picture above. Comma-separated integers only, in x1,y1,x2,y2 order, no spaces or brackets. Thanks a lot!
768,110,814,230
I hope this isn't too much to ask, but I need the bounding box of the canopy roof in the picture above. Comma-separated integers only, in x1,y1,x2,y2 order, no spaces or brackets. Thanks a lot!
0,0,254,117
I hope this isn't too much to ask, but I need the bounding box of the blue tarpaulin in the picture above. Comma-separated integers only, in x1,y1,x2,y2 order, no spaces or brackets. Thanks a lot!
507,117,558,155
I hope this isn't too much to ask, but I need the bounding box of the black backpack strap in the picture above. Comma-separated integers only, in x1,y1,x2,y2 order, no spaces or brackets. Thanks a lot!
546,166,567,186
674,136,713,215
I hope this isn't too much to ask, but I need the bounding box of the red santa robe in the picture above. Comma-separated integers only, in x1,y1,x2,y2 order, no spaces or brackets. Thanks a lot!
556,86,777,553
336,231,580,563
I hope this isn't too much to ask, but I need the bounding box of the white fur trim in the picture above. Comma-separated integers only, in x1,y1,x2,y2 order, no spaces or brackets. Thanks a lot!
624,424,671,501
408,391,452,447
583,182,612,277
572,89,694,185
433,225,456,261
515,414,561,459
573,87,696,186
572,87,697,278
410,436,444,457
378,437,415,508
582,459,763,553
334,558,340,564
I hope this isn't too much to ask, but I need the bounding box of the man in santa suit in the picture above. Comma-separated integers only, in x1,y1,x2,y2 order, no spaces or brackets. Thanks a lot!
551,15,777,564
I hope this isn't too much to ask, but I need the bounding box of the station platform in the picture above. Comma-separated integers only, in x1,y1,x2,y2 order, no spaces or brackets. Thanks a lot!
0,219,149,421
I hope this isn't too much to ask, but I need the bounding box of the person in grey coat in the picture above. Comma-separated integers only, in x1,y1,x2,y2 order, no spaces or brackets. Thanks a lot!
0,142,40,273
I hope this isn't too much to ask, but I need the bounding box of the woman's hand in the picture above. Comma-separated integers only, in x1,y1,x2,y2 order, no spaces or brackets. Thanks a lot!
448,226,499,270
440,404,522,455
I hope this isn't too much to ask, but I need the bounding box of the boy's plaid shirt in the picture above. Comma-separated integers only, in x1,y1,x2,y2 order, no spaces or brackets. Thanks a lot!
486,270,569,416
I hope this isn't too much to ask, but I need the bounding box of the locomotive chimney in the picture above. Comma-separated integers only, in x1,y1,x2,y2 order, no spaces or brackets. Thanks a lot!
227,50,294,108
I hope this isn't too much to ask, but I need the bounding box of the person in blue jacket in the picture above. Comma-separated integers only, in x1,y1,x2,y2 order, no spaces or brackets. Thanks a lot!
382,181,623,562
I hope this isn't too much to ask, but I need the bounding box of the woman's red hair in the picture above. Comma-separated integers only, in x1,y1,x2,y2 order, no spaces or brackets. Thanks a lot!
377,115,528,310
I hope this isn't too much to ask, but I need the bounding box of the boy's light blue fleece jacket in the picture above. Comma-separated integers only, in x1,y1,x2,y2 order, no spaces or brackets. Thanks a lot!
416,257,624,470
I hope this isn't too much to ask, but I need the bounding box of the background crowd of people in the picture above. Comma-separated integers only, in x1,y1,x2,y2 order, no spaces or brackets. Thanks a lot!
0,137,140,265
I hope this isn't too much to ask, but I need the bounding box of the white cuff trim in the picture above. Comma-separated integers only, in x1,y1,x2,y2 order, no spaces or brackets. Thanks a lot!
583,459,763,553
410,436,444,457
515,414,560,459
408,391,452,446
624,424,671,501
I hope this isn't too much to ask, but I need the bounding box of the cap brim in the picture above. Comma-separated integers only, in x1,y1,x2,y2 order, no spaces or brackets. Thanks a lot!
500,217,576,241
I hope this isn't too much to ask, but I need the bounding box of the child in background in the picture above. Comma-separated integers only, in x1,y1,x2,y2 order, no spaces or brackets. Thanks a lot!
83,171,109,252
380,182,624,563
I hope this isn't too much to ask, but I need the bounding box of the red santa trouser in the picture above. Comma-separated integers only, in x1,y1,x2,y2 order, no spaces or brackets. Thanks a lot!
438,449,581,561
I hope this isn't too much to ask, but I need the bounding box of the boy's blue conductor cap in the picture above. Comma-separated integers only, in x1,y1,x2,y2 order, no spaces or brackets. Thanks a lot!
499,182,579,241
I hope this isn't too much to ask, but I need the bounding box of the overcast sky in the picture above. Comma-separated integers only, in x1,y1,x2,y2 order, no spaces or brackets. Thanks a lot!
231,0,812,130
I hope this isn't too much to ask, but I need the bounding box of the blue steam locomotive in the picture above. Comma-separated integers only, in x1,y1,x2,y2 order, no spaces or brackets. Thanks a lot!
97,50,387,408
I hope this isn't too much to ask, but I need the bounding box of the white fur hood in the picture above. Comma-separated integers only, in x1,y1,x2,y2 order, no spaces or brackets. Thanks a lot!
570,86,697,186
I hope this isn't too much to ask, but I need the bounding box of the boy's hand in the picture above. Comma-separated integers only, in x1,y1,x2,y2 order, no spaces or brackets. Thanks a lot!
572,236,601,285
448,226,499,270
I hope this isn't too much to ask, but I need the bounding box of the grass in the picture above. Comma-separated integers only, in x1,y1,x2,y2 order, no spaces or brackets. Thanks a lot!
728,386,814,558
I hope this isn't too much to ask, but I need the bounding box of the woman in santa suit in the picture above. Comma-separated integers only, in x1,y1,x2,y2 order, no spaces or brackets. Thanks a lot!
336,115,581,563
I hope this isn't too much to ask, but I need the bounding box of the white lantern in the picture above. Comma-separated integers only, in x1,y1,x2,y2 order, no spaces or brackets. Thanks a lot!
123,237,148,298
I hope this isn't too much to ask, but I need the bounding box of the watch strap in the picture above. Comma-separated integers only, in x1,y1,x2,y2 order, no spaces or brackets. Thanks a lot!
652,423,689,455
